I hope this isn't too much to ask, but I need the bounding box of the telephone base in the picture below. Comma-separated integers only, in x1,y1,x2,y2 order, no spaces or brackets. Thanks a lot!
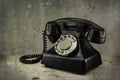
41,53,102,74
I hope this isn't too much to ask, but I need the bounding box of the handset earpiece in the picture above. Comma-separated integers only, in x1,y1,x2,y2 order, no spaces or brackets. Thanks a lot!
87,27,106,44
45,21,61,43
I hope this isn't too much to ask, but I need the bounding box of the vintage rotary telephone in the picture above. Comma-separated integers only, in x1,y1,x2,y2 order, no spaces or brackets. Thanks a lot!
20,18,106,74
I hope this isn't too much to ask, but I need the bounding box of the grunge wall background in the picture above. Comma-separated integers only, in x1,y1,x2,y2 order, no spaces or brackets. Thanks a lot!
0,0,120,56
0,0,120,80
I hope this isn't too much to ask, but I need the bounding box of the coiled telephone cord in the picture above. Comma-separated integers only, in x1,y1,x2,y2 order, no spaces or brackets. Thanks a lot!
19,31,47,64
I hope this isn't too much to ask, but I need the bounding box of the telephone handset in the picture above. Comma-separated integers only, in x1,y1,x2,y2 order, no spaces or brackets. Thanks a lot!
46,18,105,44
20,18,106,74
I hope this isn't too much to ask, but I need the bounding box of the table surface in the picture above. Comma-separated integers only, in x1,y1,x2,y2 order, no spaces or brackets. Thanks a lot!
0,55,120,80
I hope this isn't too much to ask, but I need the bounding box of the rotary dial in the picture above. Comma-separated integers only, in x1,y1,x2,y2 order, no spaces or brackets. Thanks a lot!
55,34,77,56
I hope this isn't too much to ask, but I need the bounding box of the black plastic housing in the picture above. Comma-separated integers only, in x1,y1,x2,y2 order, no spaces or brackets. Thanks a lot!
41,38,102,74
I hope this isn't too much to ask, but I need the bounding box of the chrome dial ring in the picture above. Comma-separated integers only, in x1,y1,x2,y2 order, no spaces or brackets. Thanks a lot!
55,34,77,56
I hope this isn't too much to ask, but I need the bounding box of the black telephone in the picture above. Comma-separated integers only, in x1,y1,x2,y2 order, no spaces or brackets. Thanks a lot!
20,18,106,74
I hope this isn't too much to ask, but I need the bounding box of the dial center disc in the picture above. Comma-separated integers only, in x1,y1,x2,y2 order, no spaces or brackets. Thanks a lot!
58,38,72,50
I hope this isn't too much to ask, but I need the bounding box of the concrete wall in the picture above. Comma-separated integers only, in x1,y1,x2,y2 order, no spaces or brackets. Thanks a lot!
0,0,120,56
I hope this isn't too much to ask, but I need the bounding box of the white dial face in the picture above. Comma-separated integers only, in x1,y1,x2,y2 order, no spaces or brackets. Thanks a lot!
55,34,77,56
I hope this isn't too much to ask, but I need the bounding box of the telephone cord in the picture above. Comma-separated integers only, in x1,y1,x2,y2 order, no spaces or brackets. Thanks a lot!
19,31,47,64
